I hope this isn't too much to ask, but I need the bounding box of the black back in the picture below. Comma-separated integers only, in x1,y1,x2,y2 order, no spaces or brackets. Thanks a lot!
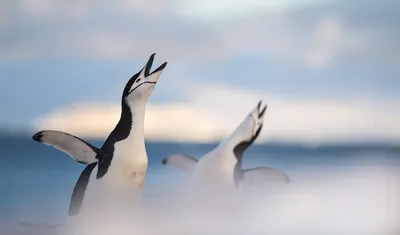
232,124,263,189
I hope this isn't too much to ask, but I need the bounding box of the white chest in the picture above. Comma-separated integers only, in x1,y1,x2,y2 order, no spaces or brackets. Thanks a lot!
107,139,148,188
190,149,237,188
109,140,148,178
79,140,148,214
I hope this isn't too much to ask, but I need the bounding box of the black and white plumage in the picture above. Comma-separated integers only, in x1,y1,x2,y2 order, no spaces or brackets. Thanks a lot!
31,53,167,221
162,101,290,191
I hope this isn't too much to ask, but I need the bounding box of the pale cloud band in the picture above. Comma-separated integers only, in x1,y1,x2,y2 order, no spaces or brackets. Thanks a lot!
33,84,400,144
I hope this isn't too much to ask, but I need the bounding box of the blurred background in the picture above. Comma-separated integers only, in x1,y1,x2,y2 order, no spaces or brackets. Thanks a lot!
1,0,400,234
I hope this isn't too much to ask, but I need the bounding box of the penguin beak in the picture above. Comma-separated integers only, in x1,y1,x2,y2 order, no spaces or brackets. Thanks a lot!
143,53,167,83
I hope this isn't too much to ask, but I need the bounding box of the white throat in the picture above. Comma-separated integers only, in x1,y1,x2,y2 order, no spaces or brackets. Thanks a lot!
124,99,146,151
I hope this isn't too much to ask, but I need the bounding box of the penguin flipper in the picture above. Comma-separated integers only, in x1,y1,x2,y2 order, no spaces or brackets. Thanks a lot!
32,130,105,164
161,154,198,174
242,167,290,186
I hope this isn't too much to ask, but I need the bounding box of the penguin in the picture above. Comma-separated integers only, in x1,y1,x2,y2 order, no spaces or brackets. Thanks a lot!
30,53,167,220
161,101,290,193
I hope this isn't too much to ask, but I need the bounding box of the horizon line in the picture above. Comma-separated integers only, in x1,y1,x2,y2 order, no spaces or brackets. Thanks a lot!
0,129,399,148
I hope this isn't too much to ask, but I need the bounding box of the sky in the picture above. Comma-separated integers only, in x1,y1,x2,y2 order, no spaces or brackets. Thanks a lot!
0,0,399,144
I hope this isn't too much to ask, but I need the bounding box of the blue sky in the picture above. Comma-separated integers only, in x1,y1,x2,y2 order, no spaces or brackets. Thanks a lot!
0,0,399,143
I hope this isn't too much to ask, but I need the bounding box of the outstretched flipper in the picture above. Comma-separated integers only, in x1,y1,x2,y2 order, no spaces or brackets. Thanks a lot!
241,167,290,186
162,154,198,175
32,130,106,164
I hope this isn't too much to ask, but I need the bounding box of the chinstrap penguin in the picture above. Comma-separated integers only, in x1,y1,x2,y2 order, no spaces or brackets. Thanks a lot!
28,53,167,226
162,101,290,194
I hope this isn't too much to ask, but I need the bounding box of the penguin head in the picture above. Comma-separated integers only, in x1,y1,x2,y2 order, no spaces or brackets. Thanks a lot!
231,101,267,156
122,53,167,103
239,100,267,143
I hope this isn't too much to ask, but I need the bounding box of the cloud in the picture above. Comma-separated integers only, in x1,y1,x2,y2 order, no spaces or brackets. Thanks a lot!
4,0,400,132
305,15,343,68
1,0,399,69
175,0,332,19
33,83,400,144
18,0,57,16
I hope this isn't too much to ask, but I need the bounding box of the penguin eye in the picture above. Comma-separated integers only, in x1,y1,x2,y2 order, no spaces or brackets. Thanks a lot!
136,78,141,83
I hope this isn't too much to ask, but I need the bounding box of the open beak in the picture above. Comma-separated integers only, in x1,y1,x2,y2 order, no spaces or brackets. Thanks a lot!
144,53,168,78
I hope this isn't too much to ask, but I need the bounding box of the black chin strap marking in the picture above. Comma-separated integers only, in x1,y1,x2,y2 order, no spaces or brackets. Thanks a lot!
128,81,156,95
